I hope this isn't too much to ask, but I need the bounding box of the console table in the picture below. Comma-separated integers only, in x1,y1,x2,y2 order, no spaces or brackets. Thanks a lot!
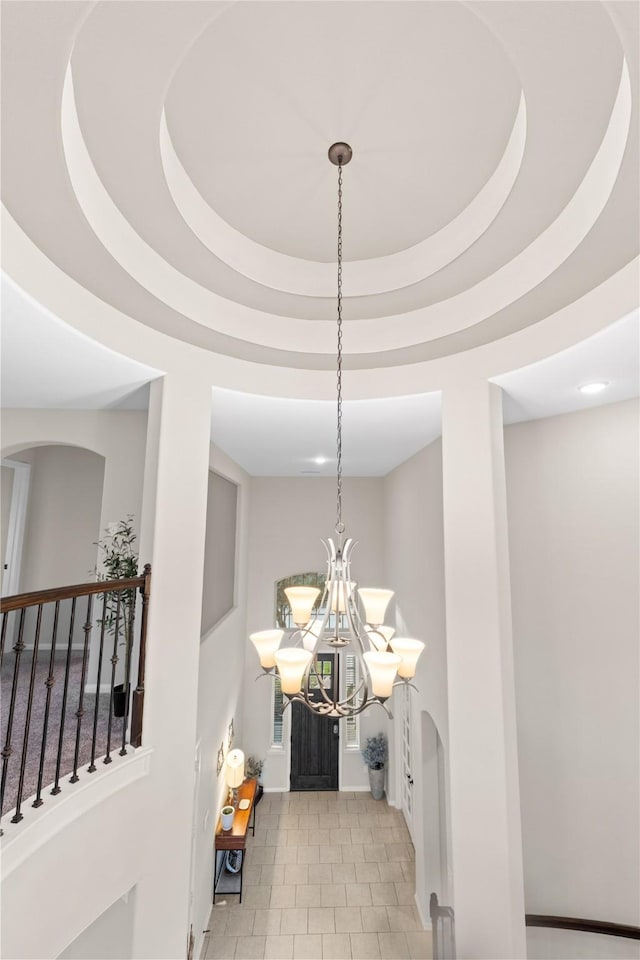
213,778,257,904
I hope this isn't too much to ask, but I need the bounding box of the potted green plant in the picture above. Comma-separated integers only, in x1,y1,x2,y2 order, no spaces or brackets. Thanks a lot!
246,756,264,805
362,732,388,800
95,516,138,717
220,805,235,831
245,756,263,782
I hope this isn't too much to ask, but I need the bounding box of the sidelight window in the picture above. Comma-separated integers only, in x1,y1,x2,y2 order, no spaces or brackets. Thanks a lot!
344,654,360,748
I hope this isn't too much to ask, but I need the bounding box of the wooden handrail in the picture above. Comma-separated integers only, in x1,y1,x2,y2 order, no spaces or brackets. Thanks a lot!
0,575,147,612
526,915,640,940
1,566,151,823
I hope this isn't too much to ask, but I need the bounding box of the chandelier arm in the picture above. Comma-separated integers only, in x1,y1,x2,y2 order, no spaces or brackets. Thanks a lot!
377,699,394,720
287,689,374,720
299,656,339,712
312,658,341,710
392,680,419,693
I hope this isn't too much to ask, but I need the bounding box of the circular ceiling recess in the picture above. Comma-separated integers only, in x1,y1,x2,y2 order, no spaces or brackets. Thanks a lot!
1,0,636,380
164,1,522,263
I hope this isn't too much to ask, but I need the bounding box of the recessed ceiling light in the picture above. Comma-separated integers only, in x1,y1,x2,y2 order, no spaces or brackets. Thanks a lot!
578,381,609,395
313,456,328,465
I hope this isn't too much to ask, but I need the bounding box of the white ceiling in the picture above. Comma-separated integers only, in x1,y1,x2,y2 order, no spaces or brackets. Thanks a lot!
0,1,638,474
1,1,637,366
2,274,637,475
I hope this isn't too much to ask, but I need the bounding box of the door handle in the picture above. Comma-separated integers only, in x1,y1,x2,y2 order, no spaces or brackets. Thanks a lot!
333,723,339,738
407,774,414,785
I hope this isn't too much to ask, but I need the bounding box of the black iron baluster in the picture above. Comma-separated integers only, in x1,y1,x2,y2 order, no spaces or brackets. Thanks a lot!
69,595,93,783
51,598,76,795
104,593,122,765
119,589,136,757
33,601,60,807
88,595,108,773
0,608,26,816
0,609,8,667
11,605,44,822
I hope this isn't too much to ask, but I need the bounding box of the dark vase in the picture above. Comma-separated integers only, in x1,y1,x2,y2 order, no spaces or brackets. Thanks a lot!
113,683,129,717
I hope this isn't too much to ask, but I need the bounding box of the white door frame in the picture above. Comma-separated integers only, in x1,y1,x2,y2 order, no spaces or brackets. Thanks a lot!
399,684,415,839
2,458,31,597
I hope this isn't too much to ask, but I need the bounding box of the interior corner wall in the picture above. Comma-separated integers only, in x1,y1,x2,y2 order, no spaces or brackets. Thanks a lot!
243,476,385,793
1,409,149,565
1,464,15,570
505,398,640,928
383,438,448,753
192,445,250,960
57,889,135,960
201,470,238,635
382,437,448,919
14,444,105,594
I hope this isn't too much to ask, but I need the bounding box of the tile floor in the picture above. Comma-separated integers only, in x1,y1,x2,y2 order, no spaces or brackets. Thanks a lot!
202,791,432,960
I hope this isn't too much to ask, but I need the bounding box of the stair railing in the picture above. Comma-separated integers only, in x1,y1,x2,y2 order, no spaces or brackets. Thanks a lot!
525,914,640,940
430,892,456,960
0,564,151,825
428,892,640,960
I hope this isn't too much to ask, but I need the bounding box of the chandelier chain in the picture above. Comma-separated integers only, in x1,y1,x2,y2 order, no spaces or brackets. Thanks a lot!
336,160,345,538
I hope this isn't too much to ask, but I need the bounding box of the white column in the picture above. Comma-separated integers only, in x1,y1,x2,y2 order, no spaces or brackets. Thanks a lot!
441,380,526,959
131,373,212,959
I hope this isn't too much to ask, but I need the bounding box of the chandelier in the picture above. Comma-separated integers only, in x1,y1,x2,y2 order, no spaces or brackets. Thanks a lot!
249,143,425,719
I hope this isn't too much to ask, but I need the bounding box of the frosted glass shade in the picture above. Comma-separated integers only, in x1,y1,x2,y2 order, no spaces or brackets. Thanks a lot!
250,629,283,669
327,579,355,613
359,588,394,626
390,638,425,679
275,648,312,694
285,586,321,625
363,651,401,700
226,748,245,788
366,625,396,652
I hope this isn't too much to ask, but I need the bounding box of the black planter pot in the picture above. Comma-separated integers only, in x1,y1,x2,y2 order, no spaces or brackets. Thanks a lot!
113,683,130,718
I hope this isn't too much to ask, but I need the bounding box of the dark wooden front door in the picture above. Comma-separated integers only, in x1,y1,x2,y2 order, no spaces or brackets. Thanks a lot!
290,653,339,791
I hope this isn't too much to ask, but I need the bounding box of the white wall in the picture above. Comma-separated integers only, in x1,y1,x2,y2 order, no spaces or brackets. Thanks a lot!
243,477,386,793
1,464,15,570
16,444,104,593
1,753,151,960
58,889,136,960
505,399,640,929
2,444,105,655
201,470,238,635
1,410,148,552
526,926,640,960
383,438,449,921
191,445,250,960
1,410,149,678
